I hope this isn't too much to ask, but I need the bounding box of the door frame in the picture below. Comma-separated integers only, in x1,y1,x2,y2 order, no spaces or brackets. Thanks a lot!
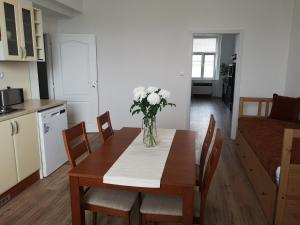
44,33,55,100
186,29,244,139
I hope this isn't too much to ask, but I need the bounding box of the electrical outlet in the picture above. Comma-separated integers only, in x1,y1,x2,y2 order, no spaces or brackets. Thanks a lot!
0,72,4,79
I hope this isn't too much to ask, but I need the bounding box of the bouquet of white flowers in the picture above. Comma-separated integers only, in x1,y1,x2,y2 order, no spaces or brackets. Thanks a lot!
130,86,175,147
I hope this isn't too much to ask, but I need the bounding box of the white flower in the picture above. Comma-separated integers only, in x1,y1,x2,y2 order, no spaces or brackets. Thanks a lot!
133,86,145,94
134,90,146,102
147,93,161,105
146,86,159,93
158,89,170,99
133,86,146,101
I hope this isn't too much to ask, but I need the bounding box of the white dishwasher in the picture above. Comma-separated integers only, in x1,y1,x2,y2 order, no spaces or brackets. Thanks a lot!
38,104,68,177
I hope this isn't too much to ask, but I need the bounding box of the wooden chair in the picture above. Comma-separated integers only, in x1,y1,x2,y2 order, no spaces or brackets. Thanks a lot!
196,114,216,187
62,122,91,168
140,128,223,225
97,111,114,143
62,122,138,225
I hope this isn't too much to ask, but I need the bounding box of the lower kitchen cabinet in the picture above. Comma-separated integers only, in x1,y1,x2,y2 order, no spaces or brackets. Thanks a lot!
0,112,40,195
13,113,40,181
0,120,18,194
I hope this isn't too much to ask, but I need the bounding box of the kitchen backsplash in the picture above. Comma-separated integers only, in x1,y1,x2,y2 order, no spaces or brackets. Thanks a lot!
0,62,32,100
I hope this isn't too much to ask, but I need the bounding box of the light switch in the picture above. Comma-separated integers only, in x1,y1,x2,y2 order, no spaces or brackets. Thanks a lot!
0,72,4,79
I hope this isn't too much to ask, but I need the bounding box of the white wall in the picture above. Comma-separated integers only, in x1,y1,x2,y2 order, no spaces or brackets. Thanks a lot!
215,34,237,97
55,0,82,12
49,0,294,133
285,0,300,97
220,34,236,65
234,35,240,55
31,0,82,17
43,14,59,33
0,62,32,99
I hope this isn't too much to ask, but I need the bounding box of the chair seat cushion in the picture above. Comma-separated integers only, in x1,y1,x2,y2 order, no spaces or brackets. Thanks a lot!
84,188,138,212
140,191,201,217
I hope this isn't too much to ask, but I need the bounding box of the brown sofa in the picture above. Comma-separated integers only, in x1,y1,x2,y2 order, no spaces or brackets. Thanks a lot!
236,97,300,225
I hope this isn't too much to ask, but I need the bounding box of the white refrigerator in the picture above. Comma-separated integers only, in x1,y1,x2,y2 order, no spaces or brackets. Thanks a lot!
38,104,68,177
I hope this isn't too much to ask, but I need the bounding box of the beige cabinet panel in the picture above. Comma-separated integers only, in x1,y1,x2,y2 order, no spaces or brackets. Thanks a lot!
18,0,37,61
0,0,43,61
0,0,22,60
0,120,18,194
13,113,40,181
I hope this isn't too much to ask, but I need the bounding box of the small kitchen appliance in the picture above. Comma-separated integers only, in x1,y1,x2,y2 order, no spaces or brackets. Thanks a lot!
0,87,24,114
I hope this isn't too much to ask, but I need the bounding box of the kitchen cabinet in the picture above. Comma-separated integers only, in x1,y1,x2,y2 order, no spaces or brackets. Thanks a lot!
0,0,44,61
0,119,18,194
0,112,40,195
18,0,36,61
13,113,40,181
0,0,22,60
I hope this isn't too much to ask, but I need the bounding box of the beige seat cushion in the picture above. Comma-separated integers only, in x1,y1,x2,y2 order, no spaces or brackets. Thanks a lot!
140,191,200,217
84,188,138,212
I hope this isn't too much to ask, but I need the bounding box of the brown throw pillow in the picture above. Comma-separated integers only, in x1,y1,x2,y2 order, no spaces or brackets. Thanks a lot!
269,94,300,122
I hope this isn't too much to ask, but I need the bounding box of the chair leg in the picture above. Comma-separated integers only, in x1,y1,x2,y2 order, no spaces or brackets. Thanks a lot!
138,193,142,225
141,215,147,225
124,215,130,225
92,212,97,225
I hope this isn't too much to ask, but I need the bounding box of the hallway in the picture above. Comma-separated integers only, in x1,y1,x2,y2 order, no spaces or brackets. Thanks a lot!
190,96,268,225
190,97,232,163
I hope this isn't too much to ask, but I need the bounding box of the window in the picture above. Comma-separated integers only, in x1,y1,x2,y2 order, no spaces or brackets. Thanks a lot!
192,37,218,79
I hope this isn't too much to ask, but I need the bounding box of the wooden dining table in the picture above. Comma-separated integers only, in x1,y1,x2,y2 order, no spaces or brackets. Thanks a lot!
69,127,196,225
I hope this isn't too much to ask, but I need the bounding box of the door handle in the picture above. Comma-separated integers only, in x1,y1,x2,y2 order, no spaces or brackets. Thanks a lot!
14,121,19,134
91,81,97,88
10,122,14,136
43,123,50,134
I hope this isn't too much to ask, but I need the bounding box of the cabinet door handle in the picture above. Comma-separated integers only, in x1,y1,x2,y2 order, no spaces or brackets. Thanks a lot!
24,47,27,58
10,122,14,136
14,121,19,134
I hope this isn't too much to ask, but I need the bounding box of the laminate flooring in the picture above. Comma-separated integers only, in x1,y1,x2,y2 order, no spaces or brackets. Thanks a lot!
0,97,268,225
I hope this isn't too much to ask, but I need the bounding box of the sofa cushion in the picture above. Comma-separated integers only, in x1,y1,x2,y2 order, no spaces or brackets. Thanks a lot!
269,94,300,122
238,117,300,182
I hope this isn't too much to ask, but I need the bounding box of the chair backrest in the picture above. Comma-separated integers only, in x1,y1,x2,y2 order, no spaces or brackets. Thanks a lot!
198,114,216,191
62,122,92,168
199,128,223,225
97,111,114,143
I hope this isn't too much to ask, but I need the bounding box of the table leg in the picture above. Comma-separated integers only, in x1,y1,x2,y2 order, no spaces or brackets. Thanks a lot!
70,176,85,225
182,187,194,225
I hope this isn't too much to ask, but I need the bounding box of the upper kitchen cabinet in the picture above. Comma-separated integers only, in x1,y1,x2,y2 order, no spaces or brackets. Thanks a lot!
18,0,36,60
0,0,44,61
0,0,22,60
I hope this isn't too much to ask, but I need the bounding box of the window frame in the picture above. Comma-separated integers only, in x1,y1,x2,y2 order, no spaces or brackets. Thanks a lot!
192,36,219,80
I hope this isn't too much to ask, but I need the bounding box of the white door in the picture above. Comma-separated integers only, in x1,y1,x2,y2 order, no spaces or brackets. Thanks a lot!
51,34,99,132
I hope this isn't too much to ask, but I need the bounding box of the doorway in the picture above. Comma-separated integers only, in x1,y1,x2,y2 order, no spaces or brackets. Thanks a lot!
36,34,99,132
189,32,241,145
50,34,99,132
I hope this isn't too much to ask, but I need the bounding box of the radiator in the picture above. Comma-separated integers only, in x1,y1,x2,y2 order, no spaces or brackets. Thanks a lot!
192,82,213,95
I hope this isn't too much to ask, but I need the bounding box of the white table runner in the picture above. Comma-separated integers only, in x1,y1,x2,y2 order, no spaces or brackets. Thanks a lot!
103,129,176,188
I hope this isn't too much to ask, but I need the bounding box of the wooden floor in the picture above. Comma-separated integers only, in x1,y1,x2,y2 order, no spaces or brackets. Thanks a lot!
0,97,268,225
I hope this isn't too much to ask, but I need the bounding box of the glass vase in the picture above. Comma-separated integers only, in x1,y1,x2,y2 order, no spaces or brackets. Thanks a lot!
142,116,158,148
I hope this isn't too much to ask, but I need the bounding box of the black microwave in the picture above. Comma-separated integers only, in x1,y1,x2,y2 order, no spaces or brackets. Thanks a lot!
0,88,24,108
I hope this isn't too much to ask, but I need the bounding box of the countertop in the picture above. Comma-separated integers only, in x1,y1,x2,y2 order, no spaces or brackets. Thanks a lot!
0,99,66,122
